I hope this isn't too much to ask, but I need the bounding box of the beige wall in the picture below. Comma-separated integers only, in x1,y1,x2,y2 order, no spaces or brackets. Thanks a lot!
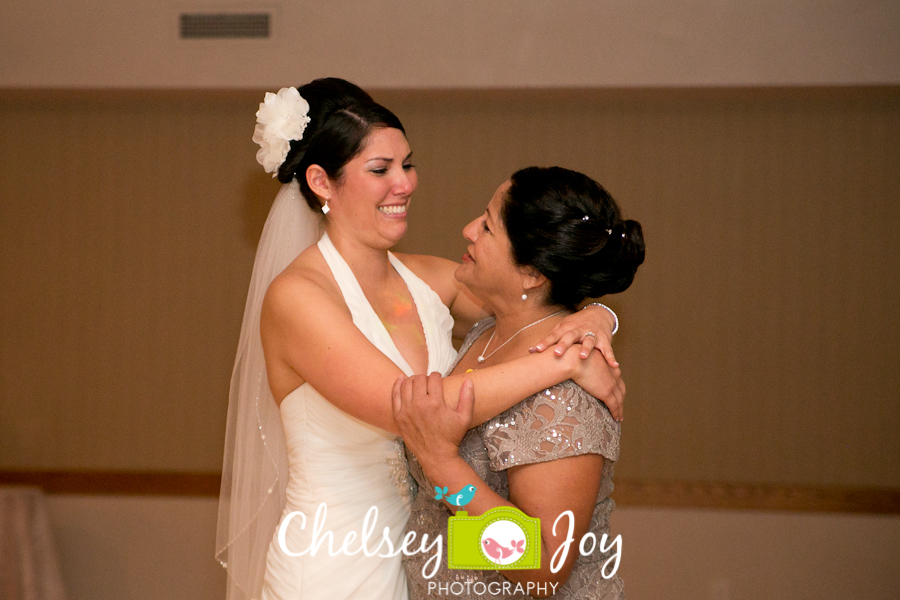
1,1,899,88
1,87,899,490
375,87,900,489
44,496,900,600
48,496,226,600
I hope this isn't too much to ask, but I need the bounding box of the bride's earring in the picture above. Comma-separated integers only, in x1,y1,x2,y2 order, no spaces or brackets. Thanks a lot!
322,197,331,215
521,292,528,301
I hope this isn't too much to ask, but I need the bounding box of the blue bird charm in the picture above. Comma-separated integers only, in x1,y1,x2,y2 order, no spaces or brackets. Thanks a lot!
434,485,477,507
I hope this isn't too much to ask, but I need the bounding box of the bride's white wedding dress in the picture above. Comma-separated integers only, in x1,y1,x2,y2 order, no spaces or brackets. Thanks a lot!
260,233,457,600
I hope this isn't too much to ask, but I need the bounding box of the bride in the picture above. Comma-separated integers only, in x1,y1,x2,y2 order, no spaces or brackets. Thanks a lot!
216,78,624,600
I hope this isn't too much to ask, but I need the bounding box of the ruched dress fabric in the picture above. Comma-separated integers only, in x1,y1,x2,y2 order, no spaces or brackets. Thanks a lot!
261,233,457,600
403,318,625,600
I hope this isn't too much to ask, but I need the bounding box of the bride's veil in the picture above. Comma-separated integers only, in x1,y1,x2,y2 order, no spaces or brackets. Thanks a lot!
216,179,321,599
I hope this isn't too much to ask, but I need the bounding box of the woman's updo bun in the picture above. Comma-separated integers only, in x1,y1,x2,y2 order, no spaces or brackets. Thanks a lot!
276,78,406,212
502,167,645,311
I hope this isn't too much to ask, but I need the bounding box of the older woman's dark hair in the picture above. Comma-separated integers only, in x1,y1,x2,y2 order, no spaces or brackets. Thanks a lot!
502,166,645,311
276,78,406,211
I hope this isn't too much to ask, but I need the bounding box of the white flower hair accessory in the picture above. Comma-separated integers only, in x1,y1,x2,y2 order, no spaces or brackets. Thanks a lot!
252,87,311,176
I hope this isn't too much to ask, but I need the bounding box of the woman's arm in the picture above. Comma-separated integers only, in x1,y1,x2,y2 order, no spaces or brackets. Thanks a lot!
392,374,604,596
261,272,623,436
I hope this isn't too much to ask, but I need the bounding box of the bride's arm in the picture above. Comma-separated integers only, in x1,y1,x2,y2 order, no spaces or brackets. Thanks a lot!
439,349,622,424
395,253,620,364
262,273,622,436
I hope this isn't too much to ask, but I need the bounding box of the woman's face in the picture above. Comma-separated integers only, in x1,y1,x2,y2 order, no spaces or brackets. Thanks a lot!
456,180,523,304
328,127,417,248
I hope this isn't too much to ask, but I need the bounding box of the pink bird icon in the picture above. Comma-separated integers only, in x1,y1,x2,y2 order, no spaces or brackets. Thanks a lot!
482,538,525,562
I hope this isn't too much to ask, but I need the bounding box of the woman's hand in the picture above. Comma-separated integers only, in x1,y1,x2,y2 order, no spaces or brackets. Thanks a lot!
566,348,625,421
392,373,475,470
531,305,618,367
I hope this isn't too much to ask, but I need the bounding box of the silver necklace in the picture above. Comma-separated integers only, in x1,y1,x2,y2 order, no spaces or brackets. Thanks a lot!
477,309,565,363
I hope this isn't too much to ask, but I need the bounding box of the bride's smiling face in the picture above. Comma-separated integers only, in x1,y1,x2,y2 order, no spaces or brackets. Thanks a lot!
327,127,417,248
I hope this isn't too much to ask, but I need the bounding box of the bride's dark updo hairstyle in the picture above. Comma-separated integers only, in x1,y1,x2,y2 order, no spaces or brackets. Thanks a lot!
276,78,406,212
502,166,645,311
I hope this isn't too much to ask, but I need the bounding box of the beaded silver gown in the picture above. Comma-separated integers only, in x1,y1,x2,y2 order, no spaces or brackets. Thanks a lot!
403,318,626,599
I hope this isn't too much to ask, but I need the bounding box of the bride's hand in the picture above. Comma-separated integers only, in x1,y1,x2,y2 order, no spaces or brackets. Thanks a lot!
566,347,625,421
531,305,619,367
392,373,475,469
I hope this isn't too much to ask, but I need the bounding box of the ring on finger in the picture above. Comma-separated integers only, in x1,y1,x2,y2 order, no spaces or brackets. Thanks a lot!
582,331,597,342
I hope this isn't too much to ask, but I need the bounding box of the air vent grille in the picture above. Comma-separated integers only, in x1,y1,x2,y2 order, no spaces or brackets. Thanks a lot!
180,13,270,39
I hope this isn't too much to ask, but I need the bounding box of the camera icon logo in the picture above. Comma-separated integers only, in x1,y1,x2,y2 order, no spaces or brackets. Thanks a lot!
447,506,541,570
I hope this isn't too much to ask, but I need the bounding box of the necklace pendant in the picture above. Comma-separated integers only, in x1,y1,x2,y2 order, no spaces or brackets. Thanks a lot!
477,356,485,363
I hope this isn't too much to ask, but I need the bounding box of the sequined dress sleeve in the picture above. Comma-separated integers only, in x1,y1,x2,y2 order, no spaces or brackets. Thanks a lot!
403,318,625,599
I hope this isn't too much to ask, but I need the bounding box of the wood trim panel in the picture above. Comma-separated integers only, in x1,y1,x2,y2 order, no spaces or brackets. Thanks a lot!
2,471,898,513
0,470,221,497
612,479,900,514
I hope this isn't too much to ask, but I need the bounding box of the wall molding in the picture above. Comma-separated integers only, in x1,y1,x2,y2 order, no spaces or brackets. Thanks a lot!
2,471,898,514
612,479,900,514
0,470,220,497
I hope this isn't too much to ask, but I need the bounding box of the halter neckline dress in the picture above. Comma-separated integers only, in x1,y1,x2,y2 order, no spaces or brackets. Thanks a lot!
260,233,457,600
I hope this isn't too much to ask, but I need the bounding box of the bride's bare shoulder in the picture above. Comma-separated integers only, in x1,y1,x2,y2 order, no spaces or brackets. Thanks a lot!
264,244,345,316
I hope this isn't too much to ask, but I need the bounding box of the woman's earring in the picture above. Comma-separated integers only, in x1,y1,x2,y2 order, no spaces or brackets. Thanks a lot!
521,293,528,301
322,198,331,215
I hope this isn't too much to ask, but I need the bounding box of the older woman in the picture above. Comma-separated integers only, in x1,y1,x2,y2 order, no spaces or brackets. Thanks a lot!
217,80,626,600
395,167,645,599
